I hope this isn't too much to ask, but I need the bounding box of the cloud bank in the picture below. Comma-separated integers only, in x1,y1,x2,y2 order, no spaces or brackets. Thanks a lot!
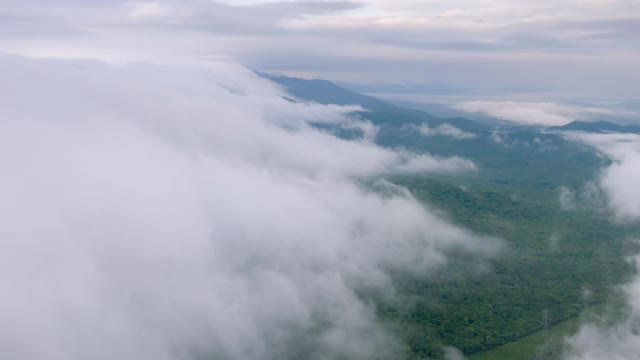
0,53,500,360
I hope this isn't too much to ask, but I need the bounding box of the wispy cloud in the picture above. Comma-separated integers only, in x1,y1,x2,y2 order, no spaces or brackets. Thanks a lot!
418,123,478,139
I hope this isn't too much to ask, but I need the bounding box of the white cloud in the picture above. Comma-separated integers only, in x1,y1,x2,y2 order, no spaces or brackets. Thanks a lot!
565,256,640,360
418,123,478,139
443,346,467,360
548,232,562,252
127,1,178,19
455,101,633,127
564,132,640,220
456,101,576,126
559,186,577,210
0,53,500,360
490,131,505,143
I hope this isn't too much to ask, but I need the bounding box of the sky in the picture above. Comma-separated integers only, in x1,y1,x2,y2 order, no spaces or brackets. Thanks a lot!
0,0,639,101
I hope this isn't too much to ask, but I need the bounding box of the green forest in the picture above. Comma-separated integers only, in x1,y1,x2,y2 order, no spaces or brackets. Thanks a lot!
371,173,640,358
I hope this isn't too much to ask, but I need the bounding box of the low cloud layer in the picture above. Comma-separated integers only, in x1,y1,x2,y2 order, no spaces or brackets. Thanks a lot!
0,53,500,360
455,101,632,127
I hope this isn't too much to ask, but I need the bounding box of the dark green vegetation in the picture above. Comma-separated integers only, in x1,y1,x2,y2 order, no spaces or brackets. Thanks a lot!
257,72,398,113
381,176,638,359
263,74,640,359
469,313,580,360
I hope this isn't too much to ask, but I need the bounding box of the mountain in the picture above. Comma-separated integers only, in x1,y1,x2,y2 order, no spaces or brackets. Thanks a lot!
259,72,605,195
550,120,640,134
336,81,467,96
257,72,398,113
258,72,492,133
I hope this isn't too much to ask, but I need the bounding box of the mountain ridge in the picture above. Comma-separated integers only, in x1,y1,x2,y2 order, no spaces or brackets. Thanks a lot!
550,120,640,134
257,71,493,132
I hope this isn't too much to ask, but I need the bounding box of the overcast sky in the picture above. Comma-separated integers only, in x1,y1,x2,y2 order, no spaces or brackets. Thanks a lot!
1,0,639,100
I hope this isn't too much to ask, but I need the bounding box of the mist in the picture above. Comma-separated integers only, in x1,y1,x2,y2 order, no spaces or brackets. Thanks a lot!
0,53,501,360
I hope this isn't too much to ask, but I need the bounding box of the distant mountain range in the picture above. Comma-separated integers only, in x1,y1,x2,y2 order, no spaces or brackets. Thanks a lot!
258,72,610,191
258,72,494,132
260,72,639,137
550,120,640,134
257,72,398,113
336,81,467,96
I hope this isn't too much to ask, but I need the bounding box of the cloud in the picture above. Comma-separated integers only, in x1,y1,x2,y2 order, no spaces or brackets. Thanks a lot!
548,232,562,252
564,132,640,220
454,101,633,126
563,132,640,359
565,256,640,360
443,346,467,360
455,101,575,126
418,123,478,139
0,53,500,360
558,186,577,210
